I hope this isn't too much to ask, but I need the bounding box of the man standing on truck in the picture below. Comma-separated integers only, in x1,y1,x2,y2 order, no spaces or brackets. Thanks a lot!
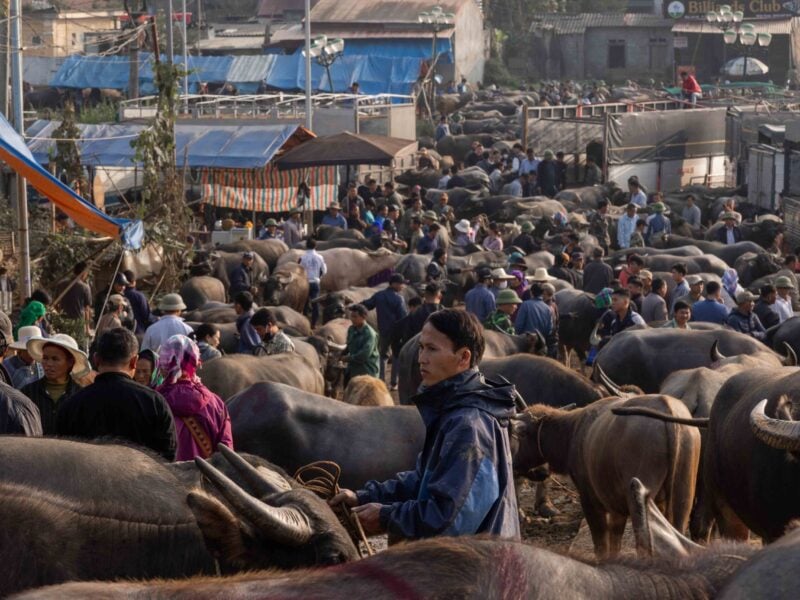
680,71,702,107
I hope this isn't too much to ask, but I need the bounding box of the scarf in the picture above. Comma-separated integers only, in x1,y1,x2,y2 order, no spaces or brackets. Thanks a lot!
157,334,200,385
14,301,46,339
722,268,739,298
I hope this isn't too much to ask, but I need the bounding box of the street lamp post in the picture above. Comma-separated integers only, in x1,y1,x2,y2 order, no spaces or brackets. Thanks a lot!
418,6,454,82
303,36,345,94
706,6,772,81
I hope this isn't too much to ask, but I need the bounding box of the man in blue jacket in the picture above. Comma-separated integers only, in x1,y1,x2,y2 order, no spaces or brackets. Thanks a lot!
514,283,553,338
362,274,408,390
330,309,520,541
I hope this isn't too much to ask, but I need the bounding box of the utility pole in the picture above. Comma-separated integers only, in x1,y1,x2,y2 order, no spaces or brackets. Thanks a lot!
182,0,188,100
304,0,312,130
166,0,174,63
10,0,30,301
0,0,10,117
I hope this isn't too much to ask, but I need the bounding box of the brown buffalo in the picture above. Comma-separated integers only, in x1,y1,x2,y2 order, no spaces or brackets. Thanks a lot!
341,375,393,407
261,264,309,314
512,394,701,558
277,248,401,292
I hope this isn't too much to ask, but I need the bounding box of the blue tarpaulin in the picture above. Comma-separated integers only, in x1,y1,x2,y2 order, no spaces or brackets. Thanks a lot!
50,53,421,95
26,120,300,169
0,114,143,249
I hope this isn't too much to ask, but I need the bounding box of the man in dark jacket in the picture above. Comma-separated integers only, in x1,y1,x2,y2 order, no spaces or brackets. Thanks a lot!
0,382,41,435
362,274,409,390
229,252,255,297
583,247,614,293
233,291,260,354
726,291,767,341
537,150,559,197
391,283,443,359
716,212,743,245
331,309,520,541
753,285,780,330
57,328,176,460
122,270,152,335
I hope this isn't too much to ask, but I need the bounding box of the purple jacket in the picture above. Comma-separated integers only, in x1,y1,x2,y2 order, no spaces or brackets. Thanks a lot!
157,379,233,461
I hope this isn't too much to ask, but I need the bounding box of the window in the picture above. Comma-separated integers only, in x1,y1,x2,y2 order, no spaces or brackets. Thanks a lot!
31,35,42,46
608,39,626,69
649,37,668,70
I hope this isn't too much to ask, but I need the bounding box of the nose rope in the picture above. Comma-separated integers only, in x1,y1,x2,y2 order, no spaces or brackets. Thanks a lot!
294,461,375,557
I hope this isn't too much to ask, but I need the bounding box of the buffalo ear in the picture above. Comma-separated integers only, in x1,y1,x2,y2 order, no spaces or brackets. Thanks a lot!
187,491,256,569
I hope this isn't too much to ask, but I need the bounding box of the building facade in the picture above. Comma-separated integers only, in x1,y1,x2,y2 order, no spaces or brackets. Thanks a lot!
22,8,125,58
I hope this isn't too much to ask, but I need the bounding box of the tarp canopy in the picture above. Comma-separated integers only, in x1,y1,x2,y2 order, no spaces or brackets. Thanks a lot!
607,108,727,165
275,131,417,169
50,53,422,95
26,121,308,169
312,38,453,63
0,114,143,249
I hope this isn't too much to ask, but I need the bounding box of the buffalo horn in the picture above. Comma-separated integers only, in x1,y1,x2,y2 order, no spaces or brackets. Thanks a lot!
750,399,800,452
597,364,624,397
217,444,291,497
326,341,347,351
194,457,313,546
710,340,726,362
783,342,798,367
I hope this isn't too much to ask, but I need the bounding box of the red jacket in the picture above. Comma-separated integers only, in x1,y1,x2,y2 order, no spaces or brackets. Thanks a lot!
682,75,701,94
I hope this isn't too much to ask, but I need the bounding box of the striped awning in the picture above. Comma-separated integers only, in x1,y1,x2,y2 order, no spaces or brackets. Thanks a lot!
201,164,338,212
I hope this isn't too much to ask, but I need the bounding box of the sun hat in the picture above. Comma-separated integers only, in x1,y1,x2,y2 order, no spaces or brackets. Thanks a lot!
651,202,665,213
736,290,757,304
508,251,527,267
686,275,703,286
491,268,516,280
108,293,126,307
265,218,278,227
775,276,795,289
158,293,187,312
289,207,303,215
496,289,522,305
531,267,555,282
9,325,43,350
639,269,653,281
455,219,471,234
27,333,90,378
520,221,534,233
721,211,737,221
422,210,438,221
328,202,341,210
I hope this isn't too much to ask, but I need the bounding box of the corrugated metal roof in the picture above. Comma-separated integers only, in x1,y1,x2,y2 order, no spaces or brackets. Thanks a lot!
196,36,265,51
311,0,466,24
257,0,319,18
272,28,444,41
530,13,674,35
672,18,794,34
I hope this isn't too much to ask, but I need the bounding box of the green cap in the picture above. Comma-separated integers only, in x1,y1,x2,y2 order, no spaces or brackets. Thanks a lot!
651,202,665,213
496,289,522,305
543,149,554,159
521,221,534,233
265,218,278,226
775,275,795,289
422,210,438,221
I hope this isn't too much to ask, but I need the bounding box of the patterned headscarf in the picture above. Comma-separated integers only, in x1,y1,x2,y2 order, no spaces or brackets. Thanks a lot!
511,270,528,299
722,268,739,297
157,334,200,385
14,301,46,339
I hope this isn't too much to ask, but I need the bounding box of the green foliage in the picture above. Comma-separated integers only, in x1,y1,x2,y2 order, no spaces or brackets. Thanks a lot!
484,58,521,88
52,100,87,195
416,119,435,139
130,60,191,293
78,101,118,125
47,312,91,350
34,233,97,292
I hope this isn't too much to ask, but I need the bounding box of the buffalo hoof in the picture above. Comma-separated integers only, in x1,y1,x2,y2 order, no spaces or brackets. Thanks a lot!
536,501,560,518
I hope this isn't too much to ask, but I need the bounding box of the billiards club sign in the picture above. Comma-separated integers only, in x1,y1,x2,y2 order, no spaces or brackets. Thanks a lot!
665,0,795,19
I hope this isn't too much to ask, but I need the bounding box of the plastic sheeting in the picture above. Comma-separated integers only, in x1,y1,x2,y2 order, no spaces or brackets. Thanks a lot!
607,108,727,165
26,120,301,169
318,38,452,63
0,114,143,249
49,52,422,95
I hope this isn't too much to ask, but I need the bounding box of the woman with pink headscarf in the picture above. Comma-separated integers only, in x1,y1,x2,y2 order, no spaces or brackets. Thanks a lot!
156,334,233,461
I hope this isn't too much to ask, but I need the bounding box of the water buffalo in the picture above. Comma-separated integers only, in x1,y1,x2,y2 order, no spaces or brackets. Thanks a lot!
261,263,309,314
20,479,767,599
215,239,288,271
555,288,600,362
229,382,424,489
640,253,728,276
435,134,496,162
512,395,701,558
277,248,400,292
180,276,227,311
735,251,784,286
0,439,357,596
772,316,800,358
594,328,772,393
655,235,766,266
394,167,441,190
341,375,393,406
198,353,324,400
192,250,269,299
555,183,625,210
396,331,546,404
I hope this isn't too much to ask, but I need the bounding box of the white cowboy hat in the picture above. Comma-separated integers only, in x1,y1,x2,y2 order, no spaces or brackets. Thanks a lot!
27,333,91,378
455,219,471,234
530,267,556,282
9,325,43,350
491,268,516,280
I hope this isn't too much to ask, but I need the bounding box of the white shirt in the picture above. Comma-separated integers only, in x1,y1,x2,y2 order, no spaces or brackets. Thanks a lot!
438,175,451,189
299,249,327,284
520,158,539,175
774,296,793,323
726,227,736,245
141,315,194,352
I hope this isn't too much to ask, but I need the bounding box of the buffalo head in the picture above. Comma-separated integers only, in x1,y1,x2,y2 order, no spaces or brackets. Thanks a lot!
189,445,358,571
263,273,294,307
750,396,800,453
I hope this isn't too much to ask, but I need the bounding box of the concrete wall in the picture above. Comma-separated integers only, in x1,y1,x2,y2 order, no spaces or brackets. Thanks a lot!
583,27,673,80
453,0,485,83
23,13,123,58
